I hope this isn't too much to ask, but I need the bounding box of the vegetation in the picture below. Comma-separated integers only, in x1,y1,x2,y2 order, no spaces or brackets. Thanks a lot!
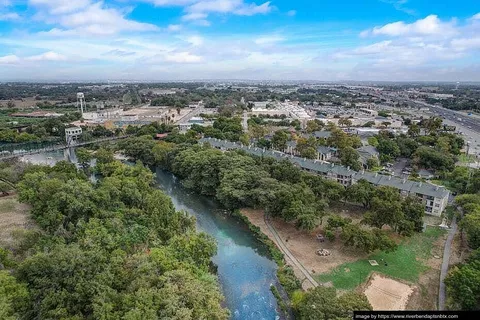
294,286,371,320
317,227,446,289
443,172,480,310
0,159,229,319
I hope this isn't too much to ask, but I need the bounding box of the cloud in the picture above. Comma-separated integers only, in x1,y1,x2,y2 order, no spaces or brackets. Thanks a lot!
103,49,136,57
472,13,480,20
182,12,208,21
0,12,19,20
167,24,182,31
185,35,204,46
379,0,415,15
287,10,296,17
182,0,272,21
26,51,67,61
363,15,456,37
31,1,158,35
164,51,203,63
30,0,91,15
451,37,480,51
254,36,285,45
0,55,20,64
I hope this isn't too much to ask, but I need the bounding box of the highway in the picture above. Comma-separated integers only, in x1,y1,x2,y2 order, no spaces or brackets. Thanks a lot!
413,100,480,134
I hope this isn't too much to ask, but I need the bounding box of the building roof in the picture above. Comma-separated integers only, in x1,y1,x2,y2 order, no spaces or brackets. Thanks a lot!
317,146,333,154
313,131,332,139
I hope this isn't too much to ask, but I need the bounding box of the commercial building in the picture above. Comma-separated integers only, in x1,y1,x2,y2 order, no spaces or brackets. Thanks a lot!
200,138,449,216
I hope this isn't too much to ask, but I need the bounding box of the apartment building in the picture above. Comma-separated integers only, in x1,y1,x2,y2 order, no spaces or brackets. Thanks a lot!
200,138,449,216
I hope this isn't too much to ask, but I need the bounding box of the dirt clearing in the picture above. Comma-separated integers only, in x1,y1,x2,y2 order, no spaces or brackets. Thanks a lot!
364,274,414,310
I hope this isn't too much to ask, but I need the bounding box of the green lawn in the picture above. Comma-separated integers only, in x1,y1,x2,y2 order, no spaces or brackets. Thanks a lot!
315,227,446,290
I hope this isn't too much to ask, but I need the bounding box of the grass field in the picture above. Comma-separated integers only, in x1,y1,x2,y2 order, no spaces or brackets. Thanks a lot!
315,227,446,290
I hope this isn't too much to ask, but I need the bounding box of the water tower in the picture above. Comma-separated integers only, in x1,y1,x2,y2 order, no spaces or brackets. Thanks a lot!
77,92,86,116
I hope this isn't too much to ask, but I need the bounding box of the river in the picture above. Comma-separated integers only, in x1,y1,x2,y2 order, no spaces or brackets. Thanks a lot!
156,169,281,320
17,151,282,319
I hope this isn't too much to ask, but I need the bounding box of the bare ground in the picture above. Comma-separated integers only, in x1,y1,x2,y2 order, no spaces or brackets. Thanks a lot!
0,195,33,247
364,274,414,310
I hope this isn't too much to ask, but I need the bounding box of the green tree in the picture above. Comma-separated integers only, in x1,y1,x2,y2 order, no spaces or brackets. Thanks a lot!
366,156,379,169
339,147,362,171
346,179,375,208
296,286,371,320
445,249,480,310
76,147,92,171
0,271,30,320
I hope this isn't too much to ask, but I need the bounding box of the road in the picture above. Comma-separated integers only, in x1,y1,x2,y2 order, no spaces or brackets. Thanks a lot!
438,216,457,310
264,214,319,288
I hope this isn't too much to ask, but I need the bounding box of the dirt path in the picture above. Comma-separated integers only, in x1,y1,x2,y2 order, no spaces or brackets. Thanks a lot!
438,216,457,310
264,214,319,288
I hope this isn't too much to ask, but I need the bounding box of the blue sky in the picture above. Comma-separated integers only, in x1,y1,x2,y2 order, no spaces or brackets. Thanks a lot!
0,0,479,81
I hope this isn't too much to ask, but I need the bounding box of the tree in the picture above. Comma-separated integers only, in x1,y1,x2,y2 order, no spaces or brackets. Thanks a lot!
0,271,30,320
367,136,379,147
346,179,375,208
366,157,379,169
444,249,480,310
306,119,323,133
75,147,92,171
402,196,424,233
338,118,352,128
296,285,371,320
249,124,266,140
461,211,480,249
339,147,362,171
363,186,403,230
413,146,455,172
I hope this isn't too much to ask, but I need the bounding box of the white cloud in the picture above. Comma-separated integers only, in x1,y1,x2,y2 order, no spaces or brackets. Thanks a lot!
233,1,272,16
182,12,208,21
143,0,197,6
254,36,285,45
451,37,480,51
167,24,182,31
26,51,67,61
472,13,480,20
0,12,19,20
164,51,203,63
30,0,91,15
287,10,296,17
185,35,204,46
1,0,11,6
31,1,158,35
365,15,456,37
0,55,19,64
182,0,272,21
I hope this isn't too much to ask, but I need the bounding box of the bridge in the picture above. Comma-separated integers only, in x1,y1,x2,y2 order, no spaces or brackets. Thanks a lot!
0,136,130,161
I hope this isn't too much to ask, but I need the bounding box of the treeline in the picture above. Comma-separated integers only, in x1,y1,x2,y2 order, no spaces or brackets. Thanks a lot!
0,158,229,319
445,191,480,310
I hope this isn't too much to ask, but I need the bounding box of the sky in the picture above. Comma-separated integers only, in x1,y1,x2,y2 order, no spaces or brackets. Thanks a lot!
0,0,479,81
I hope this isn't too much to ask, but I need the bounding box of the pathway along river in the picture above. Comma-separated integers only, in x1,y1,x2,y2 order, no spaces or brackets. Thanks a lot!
18,151,282,319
